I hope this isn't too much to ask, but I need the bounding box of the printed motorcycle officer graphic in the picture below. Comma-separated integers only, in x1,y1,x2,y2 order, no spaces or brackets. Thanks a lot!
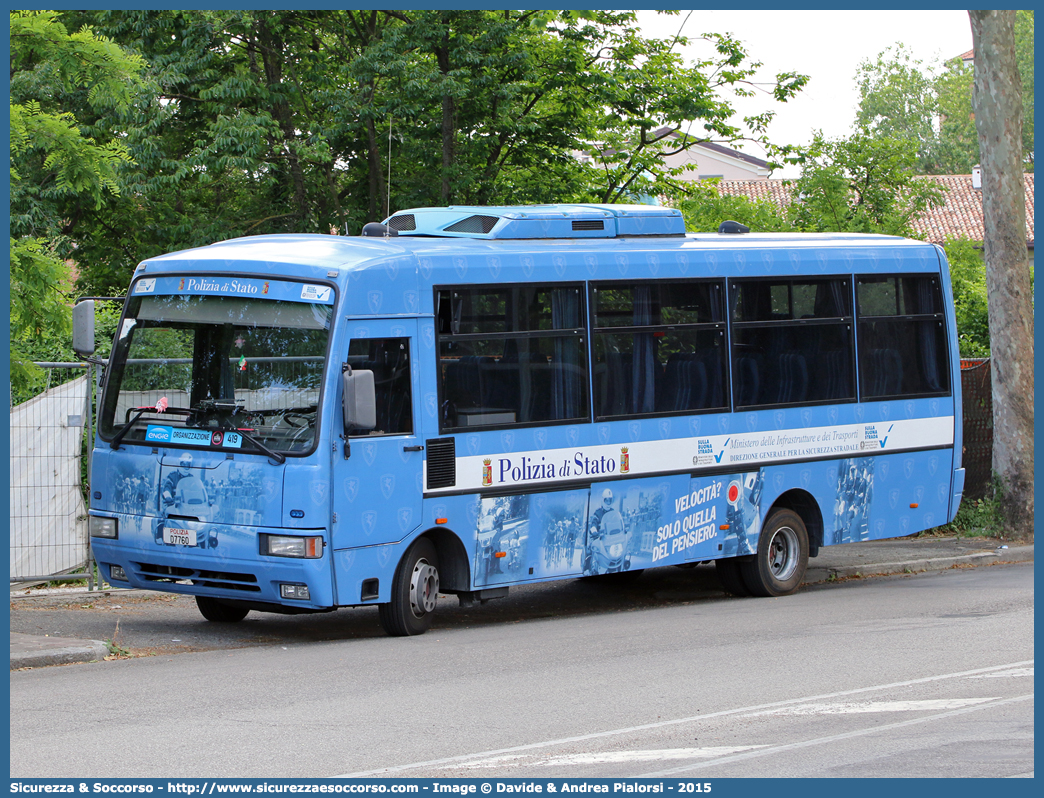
583,488,631,575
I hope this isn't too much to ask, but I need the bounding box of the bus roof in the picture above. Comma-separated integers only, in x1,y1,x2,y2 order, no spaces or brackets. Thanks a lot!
136,204,939,280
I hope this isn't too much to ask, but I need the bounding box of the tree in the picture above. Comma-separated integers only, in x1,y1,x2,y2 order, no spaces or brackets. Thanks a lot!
854,17,1034,176
1014,10,1034,167
678,180,792,233
855,45,940,172
788,131,945,235
969,10,1033,533
944,238,991,358
933,56,978,174
9,10,146,394
55,9,806,297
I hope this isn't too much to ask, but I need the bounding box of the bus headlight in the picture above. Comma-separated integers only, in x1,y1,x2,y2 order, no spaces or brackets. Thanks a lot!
90,517,118,539
262,534,323,559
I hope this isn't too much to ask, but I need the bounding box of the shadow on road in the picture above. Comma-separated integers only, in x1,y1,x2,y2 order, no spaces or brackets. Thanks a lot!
11,563,737,656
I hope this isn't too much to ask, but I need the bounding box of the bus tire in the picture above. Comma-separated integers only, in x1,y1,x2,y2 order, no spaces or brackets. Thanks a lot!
379,537,440,637
715,559,751,597
195,596,249,623
740,509,809,597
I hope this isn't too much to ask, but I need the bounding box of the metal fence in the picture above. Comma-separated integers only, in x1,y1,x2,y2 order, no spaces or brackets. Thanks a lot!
10,362,99,588
960,358,993,501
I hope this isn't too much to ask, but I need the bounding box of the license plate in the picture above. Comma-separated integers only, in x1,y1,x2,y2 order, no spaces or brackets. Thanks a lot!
163,527,196,546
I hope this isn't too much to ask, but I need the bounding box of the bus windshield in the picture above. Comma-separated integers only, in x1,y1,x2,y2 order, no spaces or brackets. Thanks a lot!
99,291,332,455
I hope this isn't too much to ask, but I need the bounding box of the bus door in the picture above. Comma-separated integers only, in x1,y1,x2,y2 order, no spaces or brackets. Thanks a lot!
331,320,423,557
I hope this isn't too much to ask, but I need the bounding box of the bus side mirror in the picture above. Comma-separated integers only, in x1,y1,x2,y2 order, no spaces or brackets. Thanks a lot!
342,368,376,434
72,300,96,357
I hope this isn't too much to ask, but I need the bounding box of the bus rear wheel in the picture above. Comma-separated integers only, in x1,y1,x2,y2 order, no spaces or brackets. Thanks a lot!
195,596,249,623
379,538,440,637
740,509,809,597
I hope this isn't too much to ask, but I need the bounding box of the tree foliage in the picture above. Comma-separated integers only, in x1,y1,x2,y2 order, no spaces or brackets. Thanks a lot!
788,131,946,236
854,14,1034,175
678,181,791,233
944,238,991,358
855,44,940,172
9,10,146,395
24,9,806,299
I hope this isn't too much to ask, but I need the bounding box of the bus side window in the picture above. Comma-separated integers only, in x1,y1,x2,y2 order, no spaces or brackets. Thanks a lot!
590,279,727,419
346,337,413,435
730,277,855,408
435,285,588,431
857,275,949,399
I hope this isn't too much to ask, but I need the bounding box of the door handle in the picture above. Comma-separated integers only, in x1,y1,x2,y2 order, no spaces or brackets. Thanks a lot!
403,445,424,452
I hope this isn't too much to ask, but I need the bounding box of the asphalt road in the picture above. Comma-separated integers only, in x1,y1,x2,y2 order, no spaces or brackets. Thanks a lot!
9,562,1033,778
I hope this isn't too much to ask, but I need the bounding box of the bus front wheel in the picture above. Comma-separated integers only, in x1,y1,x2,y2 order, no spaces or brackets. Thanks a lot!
195,596,249,623
740,509,808,597
379,538,440,636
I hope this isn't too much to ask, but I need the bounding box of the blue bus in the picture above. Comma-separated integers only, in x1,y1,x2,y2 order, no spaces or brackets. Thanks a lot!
76,204,964,635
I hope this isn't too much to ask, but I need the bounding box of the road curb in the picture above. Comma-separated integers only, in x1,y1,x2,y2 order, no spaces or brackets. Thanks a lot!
10,632,109,670
803,544,1033,584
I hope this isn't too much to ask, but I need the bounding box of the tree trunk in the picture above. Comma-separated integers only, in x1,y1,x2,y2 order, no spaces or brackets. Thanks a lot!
435,28,455,205
969,10,1034,534
257,15,309,226
364,112,386,222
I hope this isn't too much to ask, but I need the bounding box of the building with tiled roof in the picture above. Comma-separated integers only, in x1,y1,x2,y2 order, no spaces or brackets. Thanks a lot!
713,174,1034,252
575,127,772,182
656,128,772,182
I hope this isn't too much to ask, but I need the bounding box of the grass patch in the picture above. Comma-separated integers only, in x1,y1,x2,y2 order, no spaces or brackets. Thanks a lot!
104,619,133,659
934,483,1009,540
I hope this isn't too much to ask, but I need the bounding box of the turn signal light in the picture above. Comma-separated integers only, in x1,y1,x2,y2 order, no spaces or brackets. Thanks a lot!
494,551,507,558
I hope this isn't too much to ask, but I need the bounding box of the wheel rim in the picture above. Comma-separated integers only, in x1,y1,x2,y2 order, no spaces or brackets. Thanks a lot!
768,525,800,581
409,558,439,616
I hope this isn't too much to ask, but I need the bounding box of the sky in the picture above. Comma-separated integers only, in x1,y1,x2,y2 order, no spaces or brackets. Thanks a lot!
636,9,974,178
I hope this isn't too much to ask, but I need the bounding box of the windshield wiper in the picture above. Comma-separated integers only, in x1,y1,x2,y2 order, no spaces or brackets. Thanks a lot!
110,407,150,451
187,401,288,464
225,425,286,465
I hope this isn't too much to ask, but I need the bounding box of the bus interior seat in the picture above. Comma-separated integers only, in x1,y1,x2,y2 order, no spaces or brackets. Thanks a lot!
736,356,760,406
817,348,851,400
604,351,633,416
659,353,708,412
776,352,809,404
868,348,903,397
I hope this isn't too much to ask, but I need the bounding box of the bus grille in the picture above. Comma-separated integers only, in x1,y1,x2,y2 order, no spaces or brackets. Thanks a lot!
572,219,605,231
132,561,261,592
444,215,498,234
387,214,416,231
426,437,456,489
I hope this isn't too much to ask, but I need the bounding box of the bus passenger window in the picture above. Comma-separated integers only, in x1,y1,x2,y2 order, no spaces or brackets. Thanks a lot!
730,278,855,407
346,337,413,435
590,280,727,419
857,275,949,399
435,285,588,430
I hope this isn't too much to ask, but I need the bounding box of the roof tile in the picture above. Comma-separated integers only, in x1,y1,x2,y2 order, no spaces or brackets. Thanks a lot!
713,174,1034,244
